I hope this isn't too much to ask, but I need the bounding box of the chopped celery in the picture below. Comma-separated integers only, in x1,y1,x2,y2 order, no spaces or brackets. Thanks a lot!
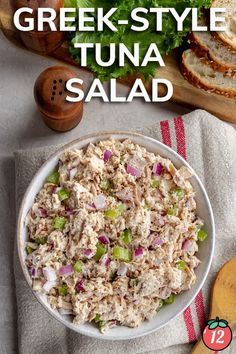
167,207,178,216
144,201,151,210
94,314,101,323
57,189,70,201
100,180,111,190
113,246,131,262
97,320,106,330
104,209,118,220
94,243,106,261
164,294,175,305
177,260,186,271
73,261,84,273
47,170,60,185
58,283,68,296
120,155,125,164
156,299,164,312
130,278,138,287
53,216,67,230
172,187,185,198
197,228,208,242
36,236,47,245
116,204,126,214
94,314,106,330
104,204,125,220
120,229,132,245
26,245,33,255
151,179,160,188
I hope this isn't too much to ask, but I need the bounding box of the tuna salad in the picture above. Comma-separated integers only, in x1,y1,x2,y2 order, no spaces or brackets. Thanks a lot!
24,139,208,333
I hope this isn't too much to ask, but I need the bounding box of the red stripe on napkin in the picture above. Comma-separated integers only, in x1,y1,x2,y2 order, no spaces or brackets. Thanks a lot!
195,290,206,332
160,119,195,341
160,117,206,343
174,117,205,342
160,121,172,147
174,117,187,160
183,307,197,342
174,117,206,334
173,117,197,342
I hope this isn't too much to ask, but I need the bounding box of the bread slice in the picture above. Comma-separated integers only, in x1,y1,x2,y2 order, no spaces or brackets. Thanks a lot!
190,31,236,73
211,0,236,51
181,49,236,97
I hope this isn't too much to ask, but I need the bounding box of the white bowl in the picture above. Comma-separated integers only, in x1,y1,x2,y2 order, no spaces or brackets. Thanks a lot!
17,131,215,340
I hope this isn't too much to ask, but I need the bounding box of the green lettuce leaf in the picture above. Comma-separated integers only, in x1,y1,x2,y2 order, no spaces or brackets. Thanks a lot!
67,0,212,81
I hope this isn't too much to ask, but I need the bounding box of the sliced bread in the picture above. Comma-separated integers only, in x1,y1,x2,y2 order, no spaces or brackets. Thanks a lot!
190,31,236,73
181,49,236,97
211,0,236,51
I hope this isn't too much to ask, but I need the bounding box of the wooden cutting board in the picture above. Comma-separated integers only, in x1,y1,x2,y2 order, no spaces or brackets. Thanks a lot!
1,0,236,124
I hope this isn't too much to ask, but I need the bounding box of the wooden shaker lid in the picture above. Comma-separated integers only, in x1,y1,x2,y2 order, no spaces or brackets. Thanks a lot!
12,0,65,52
34,66,84,132
13,0,64,15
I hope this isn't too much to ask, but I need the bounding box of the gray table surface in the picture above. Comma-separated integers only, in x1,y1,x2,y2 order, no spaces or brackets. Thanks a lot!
0,30,224,353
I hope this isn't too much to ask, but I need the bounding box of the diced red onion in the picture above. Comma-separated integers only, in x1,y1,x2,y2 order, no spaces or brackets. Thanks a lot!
133,299,141,305
116,188,132,201
43,280,57,292
83,249,94,259
51,186,57,194
87,203,96,211
157,214,165,226
48,243,55,251
153,238,164,246
100,254,110,267
117,263,127,276
182,239,192,251
127,165,142,178
103,150,112,162
93,195,106,210
38,208,48,218
134,247,144,258
43,266,57,282
30,267,38,278
59,264,73,276
75,279,84,293
98,234,110,245
58,308,73,316
61,208,74,217
153,163,163,176
70,167,78,180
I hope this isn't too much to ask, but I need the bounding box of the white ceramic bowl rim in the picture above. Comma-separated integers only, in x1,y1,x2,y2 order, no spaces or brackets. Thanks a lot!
17,131,215,341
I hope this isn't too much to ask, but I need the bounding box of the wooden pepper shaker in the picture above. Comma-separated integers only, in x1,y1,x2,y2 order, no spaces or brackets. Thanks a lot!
34,66,84,132
12,0,64,54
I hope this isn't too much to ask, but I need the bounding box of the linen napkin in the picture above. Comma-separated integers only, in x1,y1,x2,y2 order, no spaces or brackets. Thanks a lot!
14,110,236,354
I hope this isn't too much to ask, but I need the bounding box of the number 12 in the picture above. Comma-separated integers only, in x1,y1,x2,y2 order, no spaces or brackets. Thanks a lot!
211,330,225,344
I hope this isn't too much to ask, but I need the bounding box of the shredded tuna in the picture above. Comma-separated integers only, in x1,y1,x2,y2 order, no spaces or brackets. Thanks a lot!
25,139,204,333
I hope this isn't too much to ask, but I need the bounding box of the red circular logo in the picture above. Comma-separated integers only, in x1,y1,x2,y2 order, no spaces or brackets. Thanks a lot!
202,317,232,351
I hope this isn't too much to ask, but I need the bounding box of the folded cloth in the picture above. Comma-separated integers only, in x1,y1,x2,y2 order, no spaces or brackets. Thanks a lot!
14,110,236,354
